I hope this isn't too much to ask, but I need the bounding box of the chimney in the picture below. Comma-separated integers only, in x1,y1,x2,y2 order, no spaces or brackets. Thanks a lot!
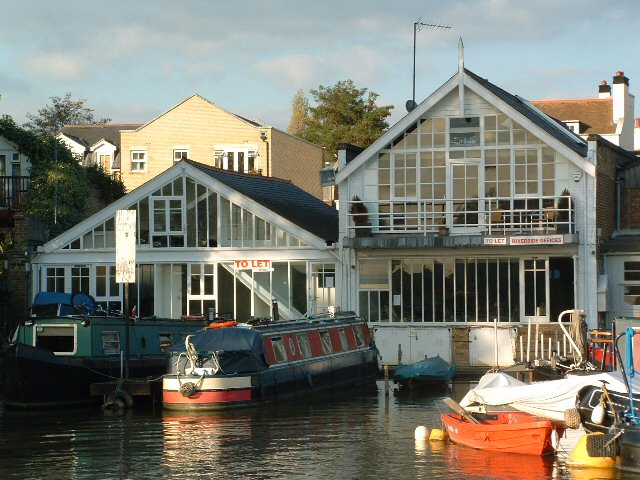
612,70,634,149
598,80,611,98
337,143,365,168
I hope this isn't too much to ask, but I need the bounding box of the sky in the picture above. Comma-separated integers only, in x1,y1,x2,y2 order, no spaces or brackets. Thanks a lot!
1,0,638,132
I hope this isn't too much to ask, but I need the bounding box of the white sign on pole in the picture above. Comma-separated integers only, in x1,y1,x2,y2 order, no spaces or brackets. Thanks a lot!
116,210,137,283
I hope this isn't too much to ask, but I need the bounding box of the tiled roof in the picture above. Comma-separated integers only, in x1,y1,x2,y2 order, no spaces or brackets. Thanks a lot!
465,69,588,156
186,160,338,243
531,98,614,136
59,124,141,149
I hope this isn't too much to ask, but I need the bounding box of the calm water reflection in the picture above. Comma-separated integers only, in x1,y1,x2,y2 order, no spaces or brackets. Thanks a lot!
0,381,636,479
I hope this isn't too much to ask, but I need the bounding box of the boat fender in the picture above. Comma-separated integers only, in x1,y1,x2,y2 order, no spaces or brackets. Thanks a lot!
102,389,134,410
567,433,617,468
563,407,582,429
306,372,314,389
590,403,605,425
551,429,560,451
179,381,197,397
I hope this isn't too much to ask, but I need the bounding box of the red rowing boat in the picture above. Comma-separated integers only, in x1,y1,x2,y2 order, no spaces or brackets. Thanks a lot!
441,411,564,456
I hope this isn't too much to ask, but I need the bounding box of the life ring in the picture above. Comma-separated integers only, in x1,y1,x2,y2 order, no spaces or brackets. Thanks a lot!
208,320,238,329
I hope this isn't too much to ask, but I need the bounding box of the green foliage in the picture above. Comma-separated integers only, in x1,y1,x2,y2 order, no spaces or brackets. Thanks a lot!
23,92,111,136
299,80,393,162
287,89,309,136
0,115,125,238
85,164,126,203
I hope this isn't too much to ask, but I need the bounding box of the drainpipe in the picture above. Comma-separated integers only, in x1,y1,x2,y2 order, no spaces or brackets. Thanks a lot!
572,254,579,308
616,171,622,230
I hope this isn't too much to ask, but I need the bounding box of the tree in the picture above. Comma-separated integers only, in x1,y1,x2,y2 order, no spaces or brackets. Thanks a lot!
0,115,125,237
287,89,309,136
300,80,393,162
23,92,111,135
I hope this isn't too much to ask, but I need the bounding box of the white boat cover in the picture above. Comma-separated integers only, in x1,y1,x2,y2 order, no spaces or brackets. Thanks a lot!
460,371,640,423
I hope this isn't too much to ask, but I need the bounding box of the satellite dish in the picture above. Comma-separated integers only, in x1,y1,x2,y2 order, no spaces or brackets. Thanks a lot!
406,100,418,112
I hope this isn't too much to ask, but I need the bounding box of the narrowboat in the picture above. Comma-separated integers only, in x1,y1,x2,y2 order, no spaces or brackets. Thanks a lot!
441,410,564,456
162,312,380,409
1,292,206,408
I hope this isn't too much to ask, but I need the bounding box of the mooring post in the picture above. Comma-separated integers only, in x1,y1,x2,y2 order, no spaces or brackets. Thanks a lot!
384,364,389,396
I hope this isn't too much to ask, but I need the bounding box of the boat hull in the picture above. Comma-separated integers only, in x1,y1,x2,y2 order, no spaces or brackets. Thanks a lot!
163,349,379,410
2,343,167,408
441,412,563,456
576,385,640,433
618,423,640,473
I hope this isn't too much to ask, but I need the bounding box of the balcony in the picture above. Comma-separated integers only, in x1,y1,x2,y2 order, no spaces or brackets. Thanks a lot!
0,176,29,210
347,195,574,238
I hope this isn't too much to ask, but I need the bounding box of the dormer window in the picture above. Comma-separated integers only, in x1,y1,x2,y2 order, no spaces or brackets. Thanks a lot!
449,117,480,147
564,120,581,134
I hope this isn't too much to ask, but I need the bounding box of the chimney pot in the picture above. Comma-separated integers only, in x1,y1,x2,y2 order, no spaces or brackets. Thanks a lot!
601,80,608,85
616,71,625,77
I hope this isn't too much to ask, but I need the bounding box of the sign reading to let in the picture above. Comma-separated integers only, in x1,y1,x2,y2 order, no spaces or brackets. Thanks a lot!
235,260,273,272
115,210,137,283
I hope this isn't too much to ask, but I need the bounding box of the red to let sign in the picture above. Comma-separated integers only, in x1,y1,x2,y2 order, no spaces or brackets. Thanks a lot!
235,260,273,272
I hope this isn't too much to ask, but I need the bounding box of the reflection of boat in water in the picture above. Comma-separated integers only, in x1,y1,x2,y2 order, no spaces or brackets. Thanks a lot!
394,355,454,391
440,438,556,479
441,409,564,456
1,292,205,408
162,312,380,409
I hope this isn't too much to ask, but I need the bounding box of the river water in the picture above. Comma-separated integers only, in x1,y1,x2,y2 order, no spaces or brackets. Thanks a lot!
0,380,635,480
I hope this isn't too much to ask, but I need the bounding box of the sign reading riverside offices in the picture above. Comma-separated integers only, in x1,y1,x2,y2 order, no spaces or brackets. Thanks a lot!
484,235,564,246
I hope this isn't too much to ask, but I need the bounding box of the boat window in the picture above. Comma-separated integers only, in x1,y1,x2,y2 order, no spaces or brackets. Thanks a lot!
297,334,312,358
338,328,349,351
353,326,365,347
319,331,333,354
159,332,174,351
102,331,120,354
35,325,75,354
271,336,288,362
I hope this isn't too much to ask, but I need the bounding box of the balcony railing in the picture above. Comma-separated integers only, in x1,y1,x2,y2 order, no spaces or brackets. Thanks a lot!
347,195,574,237
0,176,29,210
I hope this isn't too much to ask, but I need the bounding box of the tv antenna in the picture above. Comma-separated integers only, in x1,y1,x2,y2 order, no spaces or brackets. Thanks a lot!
407,18,452,112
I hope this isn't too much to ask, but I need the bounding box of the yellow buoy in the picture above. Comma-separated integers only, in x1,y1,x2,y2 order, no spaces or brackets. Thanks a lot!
429,428,447,441
566,433,616,469
414,425,429,440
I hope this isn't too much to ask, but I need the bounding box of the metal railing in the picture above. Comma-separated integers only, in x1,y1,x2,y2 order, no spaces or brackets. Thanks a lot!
0,176,29,210
347,195,574,236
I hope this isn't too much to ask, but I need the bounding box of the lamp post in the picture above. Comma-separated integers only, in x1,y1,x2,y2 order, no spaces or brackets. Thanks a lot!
409,18,451,112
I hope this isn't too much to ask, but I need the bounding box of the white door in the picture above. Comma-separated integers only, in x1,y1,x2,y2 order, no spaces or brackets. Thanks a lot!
521,258,549,322
469,326,517,366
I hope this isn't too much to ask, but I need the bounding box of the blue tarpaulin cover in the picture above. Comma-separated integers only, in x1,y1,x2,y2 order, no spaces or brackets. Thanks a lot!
168,326,268,374
31,292,96,316
394,354,455,382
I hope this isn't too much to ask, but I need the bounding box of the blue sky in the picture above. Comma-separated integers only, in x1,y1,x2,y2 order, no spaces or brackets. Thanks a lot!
1,0,638,131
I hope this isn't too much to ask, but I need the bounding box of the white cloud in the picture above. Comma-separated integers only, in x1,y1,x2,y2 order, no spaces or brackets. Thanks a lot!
24,53,85,80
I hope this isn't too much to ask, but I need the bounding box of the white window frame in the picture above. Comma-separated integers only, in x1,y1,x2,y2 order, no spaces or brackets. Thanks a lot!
173,149,189,163
131,150,147,172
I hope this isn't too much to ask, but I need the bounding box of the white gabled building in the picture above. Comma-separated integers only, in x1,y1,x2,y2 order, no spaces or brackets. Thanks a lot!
30,160,341,322
334,50,633,369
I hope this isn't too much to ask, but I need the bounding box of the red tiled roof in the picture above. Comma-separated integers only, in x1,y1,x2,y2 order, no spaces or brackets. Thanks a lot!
531,98,614,135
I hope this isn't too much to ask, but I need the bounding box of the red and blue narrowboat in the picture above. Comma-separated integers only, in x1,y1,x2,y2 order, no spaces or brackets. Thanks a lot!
162,313,380,409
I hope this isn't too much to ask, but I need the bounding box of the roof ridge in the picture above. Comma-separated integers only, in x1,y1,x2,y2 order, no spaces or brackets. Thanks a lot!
184,159,293,184
532,98,612,104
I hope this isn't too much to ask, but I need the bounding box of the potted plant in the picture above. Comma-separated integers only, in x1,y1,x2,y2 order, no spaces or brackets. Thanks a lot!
556,188,572,233
438,217,449,236
350,195,371,236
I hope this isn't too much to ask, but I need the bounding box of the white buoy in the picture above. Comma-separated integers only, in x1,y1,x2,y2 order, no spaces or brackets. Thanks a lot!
415,425,429,440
